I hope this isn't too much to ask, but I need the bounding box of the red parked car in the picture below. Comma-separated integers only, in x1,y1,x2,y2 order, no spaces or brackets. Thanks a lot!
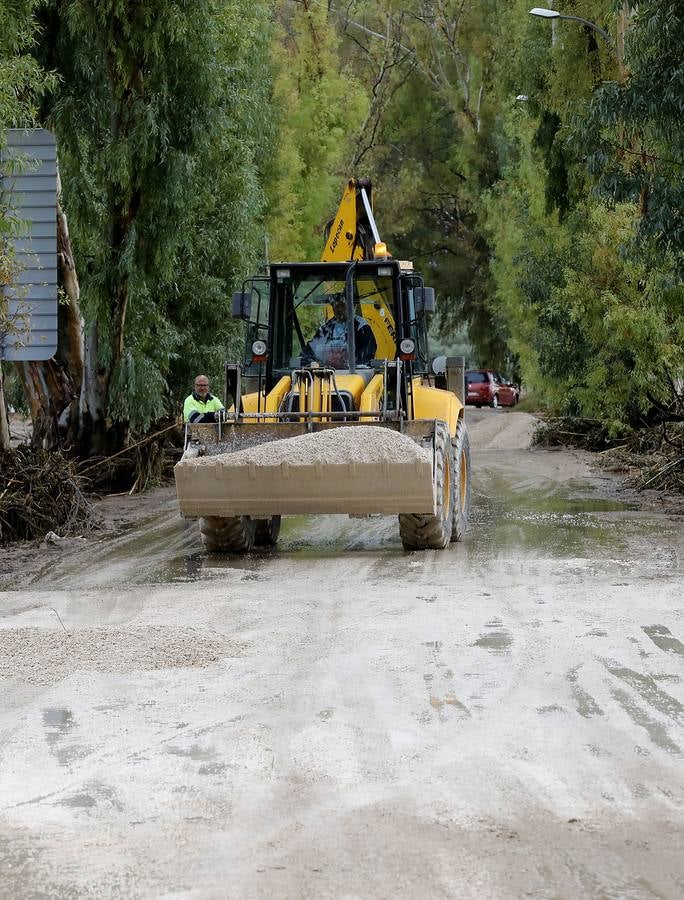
466,370,519,408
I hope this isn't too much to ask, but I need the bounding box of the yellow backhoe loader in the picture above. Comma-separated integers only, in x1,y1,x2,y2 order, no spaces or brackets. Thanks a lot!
175,178,471,551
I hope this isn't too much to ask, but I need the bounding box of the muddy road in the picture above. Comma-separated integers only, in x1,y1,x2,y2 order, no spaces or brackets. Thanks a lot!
0,409,682,899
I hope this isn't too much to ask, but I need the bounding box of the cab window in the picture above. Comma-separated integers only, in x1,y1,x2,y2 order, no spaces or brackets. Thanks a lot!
271,270,397,371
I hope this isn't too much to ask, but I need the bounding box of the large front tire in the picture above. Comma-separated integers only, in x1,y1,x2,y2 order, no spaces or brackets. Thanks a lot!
451,419,471,542
199,516,256,553
399,422,454,551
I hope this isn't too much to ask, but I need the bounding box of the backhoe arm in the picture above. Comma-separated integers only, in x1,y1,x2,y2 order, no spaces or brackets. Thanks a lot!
321,178,390,262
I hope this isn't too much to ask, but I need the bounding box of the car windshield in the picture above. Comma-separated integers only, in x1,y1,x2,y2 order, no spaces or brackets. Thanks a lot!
467,372,487,383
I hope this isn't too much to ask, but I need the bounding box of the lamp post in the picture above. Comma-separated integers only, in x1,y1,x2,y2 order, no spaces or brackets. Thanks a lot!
529,7,614,49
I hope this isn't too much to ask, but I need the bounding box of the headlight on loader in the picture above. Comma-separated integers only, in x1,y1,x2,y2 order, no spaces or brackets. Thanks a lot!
251,339,268,363
399,338,416,361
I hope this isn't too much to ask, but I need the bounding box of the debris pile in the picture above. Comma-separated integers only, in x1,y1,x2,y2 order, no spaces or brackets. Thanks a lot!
534,418,684,494
599,424,684,493
0,447,96,545
533,417,615,452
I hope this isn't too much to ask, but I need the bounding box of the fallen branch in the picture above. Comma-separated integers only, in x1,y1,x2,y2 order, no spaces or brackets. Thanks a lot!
78,423,178,475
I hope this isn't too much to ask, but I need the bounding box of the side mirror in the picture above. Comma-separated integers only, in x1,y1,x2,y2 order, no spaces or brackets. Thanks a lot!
415,286,436,314
232,291,252,320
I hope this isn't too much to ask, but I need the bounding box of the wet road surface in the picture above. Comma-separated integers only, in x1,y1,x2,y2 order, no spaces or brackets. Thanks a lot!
0,410,682,898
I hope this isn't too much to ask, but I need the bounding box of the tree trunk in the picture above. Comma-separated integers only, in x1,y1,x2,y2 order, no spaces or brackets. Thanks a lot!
78,318,112,455
0,361,10,451
17,172,85,451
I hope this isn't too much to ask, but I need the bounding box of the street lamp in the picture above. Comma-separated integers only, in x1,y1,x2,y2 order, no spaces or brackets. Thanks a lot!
529,7,614,48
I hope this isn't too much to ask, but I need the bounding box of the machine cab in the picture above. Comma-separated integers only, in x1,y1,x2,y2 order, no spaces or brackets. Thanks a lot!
235,260,435,395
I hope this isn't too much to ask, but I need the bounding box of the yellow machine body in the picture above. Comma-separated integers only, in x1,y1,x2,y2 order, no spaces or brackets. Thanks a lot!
174,176,470,551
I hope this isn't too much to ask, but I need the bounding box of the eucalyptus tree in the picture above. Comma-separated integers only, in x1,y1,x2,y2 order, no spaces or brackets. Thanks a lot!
0,0,54,450
329,0,509,367
579,0,684,421
22,0,275,453
265,0,369,262
483,0,683,429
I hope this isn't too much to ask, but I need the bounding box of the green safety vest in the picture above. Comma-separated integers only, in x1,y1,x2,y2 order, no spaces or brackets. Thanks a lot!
183,393,224,422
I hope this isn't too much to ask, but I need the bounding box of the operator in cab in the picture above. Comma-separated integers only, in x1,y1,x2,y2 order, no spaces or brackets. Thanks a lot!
305,292,377,368
183,375,224,423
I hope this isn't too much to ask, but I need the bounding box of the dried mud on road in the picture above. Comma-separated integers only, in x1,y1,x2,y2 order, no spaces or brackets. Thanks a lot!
0,409,682,899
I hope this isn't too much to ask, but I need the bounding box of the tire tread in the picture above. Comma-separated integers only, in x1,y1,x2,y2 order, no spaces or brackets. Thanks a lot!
199,515,255,553
399,422,454,551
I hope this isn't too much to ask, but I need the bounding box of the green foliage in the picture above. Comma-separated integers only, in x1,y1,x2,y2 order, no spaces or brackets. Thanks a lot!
266,2,368,262
4,0,681,446
0,0,53,129
40,0,273,431
482,0,684,433
331,0,510,367
428,321,474,365
581,1,684,264
158,0,274,410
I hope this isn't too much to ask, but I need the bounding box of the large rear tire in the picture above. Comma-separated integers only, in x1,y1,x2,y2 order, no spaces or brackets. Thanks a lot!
451,419,471,542
399,422,454,551
199,516,256,553
254,515,281,547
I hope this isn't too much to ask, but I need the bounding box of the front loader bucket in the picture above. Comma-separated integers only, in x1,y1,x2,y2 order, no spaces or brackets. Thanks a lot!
174,422,436,518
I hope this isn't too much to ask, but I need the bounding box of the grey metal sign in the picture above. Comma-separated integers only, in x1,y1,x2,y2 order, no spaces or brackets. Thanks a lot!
1,128,58,361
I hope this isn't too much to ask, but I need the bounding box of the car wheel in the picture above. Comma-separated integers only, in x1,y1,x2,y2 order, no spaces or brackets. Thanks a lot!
475,404,481,409
490,394,499,409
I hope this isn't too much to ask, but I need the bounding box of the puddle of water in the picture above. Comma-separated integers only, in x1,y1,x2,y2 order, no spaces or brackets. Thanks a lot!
567,669,605,718
42,708,74,731
573,686,604,718
605,664,684,723
642,625,684,657
472,631,512,652
536,704,567,715
41,708,94,766
473,620,513,653
610,687,681,755
198,762,228,776
165,743,216,762
59,793,96,809
16,449,677,590
466,469,653,562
